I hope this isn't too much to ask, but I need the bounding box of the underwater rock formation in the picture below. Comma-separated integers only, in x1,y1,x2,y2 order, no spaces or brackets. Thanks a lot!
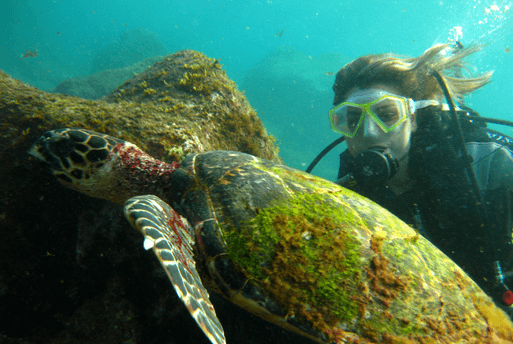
53,56,164,100
0,50,290,344
242,46,349,177
90,28,169,75
1,50,279,165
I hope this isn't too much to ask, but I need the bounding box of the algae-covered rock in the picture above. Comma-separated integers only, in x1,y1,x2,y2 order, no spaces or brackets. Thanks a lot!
1,50,280,165
241,46,349,177
53,56,164,100
0,50,289,344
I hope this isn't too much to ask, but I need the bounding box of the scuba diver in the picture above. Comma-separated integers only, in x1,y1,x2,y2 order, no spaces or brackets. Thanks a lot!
308,43,513,317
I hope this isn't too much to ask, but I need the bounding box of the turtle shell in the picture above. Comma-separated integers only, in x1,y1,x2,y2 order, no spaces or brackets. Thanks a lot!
168,150,513,343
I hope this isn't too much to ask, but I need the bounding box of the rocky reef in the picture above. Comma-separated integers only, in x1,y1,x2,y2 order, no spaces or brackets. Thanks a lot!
241,46,349,177
52,56,164,100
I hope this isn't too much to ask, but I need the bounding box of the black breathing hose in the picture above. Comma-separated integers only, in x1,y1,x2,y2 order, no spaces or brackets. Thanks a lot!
431,69,508,291
305,136,345,174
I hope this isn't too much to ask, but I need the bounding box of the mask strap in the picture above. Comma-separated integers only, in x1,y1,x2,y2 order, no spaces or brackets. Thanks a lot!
413,99,439,112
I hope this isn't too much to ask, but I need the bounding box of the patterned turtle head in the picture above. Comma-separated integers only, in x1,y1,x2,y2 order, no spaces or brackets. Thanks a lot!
30,128,179,205
30,128,124,184
29,128,134,203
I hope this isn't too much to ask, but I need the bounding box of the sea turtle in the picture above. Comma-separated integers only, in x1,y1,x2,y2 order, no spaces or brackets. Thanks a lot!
30,128,513,343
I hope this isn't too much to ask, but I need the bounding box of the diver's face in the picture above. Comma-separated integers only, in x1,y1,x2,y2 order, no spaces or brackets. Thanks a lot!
344,87,417,162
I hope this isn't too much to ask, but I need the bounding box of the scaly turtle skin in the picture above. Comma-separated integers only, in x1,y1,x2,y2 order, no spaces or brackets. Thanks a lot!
30,128,513,344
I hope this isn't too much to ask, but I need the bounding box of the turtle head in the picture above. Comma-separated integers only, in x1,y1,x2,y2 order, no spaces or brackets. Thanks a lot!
30,128,179,205
29,128,130,202
30,128,124,184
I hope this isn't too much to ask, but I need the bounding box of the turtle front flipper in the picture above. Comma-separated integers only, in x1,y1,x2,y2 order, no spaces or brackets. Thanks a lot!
124,195,226,344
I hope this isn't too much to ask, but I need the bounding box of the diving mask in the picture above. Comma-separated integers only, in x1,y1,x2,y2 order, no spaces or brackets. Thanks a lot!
329,90,438,137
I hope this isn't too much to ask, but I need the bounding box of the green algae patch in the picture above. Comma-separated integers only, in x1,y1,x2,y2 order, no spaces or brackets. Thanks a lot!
224,192,363,334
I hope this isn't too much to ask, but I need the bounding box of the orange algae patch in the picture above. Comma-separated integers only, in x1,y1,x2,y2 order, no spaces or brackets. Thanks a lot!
358,235,498,343
367,236,409,308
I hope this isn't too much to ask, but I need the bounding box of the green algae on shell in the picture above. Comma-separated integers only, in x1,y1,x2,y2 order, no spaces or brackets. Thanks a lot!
194,156,513,343
224,192,363,330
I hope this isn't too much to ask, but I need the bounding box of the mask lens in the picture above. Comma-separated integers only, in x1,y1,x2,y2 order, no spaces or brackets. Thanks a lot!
330,95,410,136
369,97,407,129
331,105,364,136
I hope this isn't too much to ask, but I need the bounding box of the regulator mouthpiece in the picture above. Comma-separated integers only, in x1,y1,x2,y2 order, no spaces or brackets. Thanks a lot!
352,147,399,188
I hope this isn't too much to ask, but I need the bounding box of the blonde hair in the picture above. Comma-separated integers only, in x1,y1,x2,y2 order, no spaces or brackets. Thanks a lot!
332,44,492,105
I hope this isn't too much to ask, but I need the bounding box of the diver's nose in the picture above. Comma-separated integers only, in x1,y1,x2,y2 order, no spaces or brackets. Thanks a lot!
361,114,381,138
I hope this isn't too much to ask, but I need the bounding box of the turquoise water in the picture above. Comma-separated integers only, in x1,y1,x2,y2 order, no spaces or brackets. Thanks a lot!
2,0,513,179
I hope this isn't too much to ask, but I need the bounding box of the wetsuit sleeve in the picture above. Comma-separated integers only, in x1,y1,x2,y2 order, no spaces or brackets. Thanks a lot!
466,142,513,191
